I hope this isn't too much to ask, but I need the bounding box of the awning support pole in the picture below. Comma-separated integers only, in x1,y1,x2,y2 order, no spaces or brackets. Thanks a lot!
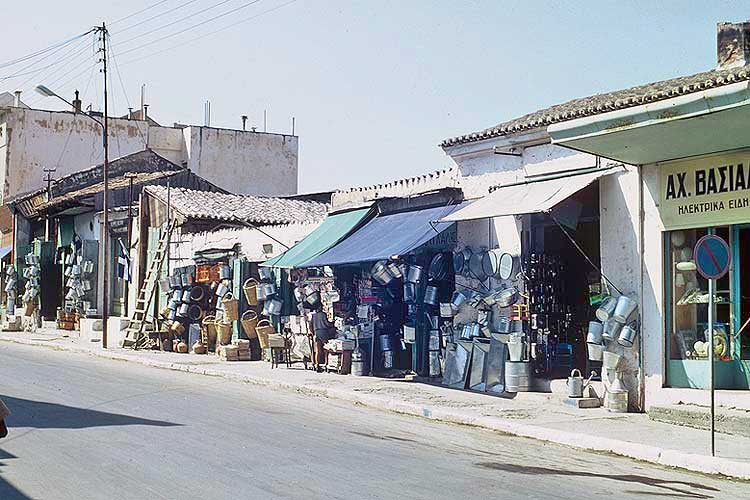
546,212,623,296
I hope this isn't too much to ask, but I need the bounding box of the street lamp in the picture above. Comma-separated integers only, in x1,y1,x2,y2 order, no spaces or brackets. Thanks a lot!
35,24,111,349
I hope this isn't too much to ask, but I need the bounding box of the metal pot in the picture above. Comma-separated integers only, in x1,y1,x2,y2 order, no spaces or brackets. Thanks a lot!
423,284,439,306
613,296,638,324
587,343,604,361
602,318,622,341
258,267,274,282
451,290,468,310
403,282,417,303
618,325,638,348
406,265,424,284
428,253,447,281
177,303,190,317
371,261,394,285
263,297,283,316
481,249,503,279
387,262,403,279
595,296,618,322
586,321,603,344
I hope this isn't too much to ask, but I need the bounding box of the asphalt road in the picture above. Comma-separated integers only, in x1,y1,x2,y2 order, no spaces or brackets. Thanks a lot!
0,342,745,500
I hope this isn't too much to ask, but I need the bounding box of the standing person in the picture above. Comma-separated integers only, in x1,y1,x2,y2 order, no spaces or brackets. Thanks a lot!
0,398,9,438
310,307,336,372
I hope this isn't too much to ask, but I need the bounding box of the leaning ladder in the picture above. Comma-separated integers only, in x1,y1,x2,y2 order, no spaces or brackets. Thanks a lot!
122,224,173,349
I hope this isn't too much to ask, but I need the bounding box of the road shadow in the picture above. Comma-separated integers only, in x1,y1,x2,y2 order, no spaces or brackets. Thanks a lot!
1,396,181,430
476,462,720,499
0,449,31,499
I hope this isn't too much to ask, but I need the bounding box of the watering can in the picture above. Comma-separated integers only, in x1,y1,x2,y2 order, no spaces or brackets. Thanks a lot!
567,369,596,398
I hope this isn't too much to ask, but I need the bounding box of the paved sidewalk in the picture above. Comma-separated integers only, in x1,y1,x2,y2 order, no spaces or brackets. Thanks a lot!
2,328,749,480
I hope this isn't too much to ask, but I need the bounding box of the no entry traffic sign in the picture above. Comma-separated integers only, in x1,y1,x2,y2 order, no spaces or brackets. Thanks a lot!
694,235,731,280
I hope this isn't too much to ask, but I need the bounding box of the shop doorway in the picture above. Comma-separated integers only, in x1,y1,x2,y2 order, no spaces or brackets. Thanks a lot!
524,182,601,379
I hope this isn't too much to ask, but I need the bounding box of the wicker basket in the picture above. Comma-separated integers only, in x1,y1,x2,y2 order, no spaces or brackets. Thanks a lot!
255,319,275,349
222,293,239,321
216,320,232,345
240,310,258,339
202,315,217,349
243,278,259,306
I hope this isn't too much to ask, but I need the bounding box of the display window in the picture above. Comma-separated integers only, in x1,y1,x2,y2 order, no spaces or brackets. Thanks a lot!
665,226,750,389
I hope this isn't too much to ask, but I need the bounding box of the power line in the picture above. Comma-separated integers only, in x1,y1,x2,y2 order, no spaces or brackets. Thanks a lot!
120,0,297,67
113,0,203,35
0,30,92,70
11,34,95,95
117,0,264,57
110,0,173,25
107,40,148,146
0,33,91,82
115,0,235,44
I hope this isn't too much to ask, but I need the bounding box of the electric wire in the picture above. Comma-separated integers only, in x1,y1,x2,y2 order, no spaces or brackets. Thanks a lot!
110,0,173,26
0,30,92,71
112,0,203,35
120,0,296,66
0,33,92,82
107,40,148,146
115,0,237,45
117,0,264,57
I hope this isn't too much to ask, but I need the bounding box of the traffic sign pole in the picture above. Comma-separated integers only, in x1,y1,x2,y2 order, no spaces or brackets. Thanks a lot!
694,234,731,458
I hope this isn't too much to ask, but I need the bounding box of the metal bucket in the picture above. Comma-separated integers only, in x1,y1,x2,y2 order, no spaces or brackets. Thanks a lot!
215,282,230,298
586,321,603,344
258,267,274,282
403,323,416,343
219,264,231,280
378,335,393,352
387,262,402,279
263,297,283,316
259,282,276,299
602,318,622,341
613,296,638,324
423,285,439,306
468,252,485,280
180,272,191,288
71,264,81,276
177,303,190,317
440,303,455,318
159,278,171,293
82,260,94,274
181,290,192,303
602,351,623,370
587,343,604,361
403,282,417,303
618,325,638,348
595,296,618,322
507,334,524,361
304,288,321,307
453,247,472,275
406,265,424,284
351,348,368,376
607,390,628,413
428,351,441,377
451,290,468,310
371,261,394,285
169,274,180,289
504,361,533,392
168,298,179,311
382,350,394,369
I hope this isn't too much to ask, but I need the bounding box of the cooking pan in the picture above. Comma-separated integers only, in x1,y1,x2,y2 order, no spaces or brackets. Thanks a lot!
453,247,472,275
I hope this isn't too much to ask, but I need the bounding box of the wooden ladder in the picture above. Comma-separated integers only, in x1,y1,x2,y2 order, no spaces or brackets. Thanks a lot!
122,225,172,349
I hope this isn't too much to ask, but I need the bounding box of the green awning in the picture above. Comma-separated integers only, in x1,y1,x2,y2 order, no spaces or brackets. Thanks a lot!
261,207,372,268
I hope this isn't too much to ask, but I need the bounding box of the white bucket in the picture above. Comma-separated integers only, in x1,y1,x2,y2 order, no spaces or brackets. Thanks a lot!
595,296,618,322
587,343,604,361
613,295,638,324
586,321,603,344
607,389,628,413
507,335,524,361
602,351,622,370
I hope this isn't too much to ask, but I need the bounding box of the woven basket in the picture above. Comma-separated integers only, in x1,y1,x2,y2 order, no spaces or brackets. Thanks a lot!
255,319,275,349
243,278,259,306
202,315,217,349
240,310,258,339
222,293,239,321
216,320,232,345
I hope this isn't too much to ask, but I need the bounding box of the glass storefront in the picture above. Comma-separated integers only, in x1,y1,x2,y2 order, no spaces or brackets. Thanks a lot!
665,226,750,389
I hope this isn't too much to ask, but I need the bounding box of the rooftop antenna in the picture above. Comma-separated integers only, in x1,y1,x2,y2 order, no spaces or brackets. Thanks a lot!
263,109,267,132
204,100,211,127
241,115,248,131
140,84,146,116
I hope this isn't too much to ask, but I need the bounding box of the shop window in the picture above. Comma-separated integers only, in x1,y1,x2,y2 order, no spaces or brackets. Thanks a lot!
665,226,749,389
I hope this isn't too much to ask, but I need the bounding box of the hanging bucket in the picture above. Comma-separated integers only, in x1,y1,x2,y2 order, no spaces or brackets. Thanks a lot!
618,325,638,348
215,320,232,345
595,296,618,322
219,264,232,280
181,290,192,304
202,315,217,350
586,321,604,344
215,282,229,298
262,297,283,316
255,319,275,349
243,278,259,306
613,296,638,324
222,293,239,321
170,320,186,336
177,303,190,317
258,267,274,282
241,310,259,339
602,318,622,342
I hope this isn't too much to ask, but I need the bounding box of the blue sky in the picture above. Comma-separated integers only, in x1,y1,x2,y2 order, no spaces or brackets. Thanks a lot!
2,1,748,192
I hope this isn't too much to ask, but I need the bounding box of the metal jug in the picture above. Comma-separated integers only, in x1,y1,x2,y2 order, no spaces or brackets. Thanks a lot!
567,368,596,398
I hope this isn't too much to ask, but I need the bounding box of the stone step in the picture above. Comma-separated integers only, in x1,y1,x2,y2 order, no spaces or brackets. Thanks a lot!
649,404,750,438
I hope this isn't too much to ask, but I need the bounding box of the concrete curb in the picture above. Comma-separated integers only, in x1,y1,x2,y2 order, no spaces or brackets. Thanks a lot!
3,335,749,480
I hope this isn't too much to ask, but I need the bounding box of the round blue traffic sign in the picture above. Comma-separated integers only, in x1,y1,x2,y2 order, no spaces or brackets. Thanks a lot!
694,235,731,280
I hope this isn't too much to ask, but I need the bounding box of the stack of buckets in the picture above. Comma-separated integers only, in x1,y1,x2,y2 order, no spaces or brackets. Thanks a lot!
586,294,639,412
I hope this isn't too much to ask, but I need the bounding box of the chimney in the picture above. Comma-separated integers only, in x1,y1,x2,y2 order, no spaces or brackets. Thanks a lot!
72,90,82,113
717,21,750,69
241,115,248,131
143,104,149,121
13,91,21,107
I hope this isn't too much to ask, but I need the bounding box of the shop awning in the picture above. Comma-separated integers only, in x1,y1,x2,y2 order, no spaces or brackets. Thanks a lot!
261,207,373,268
0,246,11,260
302,203,464,267
440,166,621,223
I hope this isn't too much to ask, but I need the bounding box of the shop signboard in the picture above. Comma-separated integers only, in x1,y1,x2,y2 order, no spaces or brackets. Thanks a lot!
659,151,750,230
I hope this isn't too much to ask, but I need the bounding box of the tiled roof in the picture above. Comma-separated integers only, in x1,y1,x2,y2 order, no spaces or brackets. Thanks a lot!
441,63,750,147
145,186,328,225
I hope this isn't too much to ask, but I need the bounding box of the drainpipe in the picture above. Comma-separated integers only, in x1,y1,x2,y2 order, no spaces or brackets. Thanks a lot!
638,164,646,412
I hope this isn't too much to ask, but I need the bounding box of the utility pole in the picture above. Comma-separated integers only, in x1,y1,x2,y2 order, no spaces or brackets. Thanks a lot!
43,168,56,241
124,172,136,317
98,22,111,349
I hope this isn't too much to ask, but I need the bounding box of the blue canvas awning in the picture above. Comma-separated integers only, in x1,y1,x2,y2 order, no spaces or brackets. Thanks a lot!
302,203,464,267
